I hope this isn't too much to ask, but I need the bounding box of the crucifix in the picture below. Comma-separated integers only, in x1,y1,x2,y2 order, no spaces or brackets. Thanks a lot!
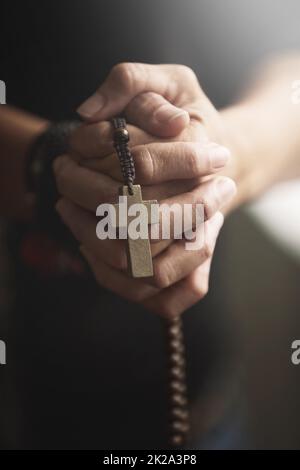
112,117,190,448
113,184,158,278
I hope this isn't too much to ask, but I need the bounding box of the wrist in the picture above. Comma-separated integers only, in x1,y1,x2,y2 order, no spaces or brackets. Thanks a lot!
220,101,278,211
221,55,300,211
26,120,81,240
0,106,49,219
219,104,253,210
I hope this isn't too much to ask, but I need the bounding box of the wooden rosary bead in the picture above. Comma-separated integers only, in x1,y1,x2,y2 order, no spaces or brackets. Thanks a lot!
113,127,129,143
170,353,185,367
170,380,186,393
171,393,188,407
165,315,190,448
171,421,190,433
171,434,185,447
171,407,189,420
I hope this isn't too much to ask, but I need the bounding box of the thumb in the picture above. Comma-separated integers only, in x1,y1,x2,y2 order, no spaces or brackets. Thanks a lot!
76,63,196,123
125,92,189,138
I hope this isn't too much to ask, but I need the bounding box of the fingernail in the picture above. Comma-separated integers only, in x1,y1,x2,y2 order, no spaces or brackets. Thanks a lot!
154,104,188,123
210,146,230,169
77,92,105,118
216,177,236,204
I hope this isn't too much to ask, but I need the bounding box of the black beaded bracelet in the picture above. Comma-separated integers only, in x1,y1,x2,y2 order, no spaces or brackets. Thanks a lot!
26,120,80,238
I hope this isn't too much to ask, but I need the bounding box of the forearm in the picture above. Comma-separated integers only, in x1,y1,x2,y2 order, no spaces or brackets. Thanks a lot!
0,106,48,219
221,54,300,210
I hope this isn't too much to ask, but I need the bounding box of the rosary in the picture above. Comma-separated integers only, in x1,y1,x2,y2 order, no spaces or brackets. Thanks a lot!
112,117,190,448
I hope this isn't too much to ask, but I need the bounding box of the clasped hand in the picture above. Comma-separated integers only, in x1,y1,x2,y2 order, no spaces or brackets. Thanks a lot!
54,63,237,317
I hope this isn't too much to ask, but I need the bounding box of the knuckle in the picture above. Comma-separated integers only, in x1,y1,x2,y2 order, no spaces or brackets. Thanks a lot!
202,240,213,260
94,121,114,155
153,261,172,289
122,283,153,303
132,91,158,109
53,155,70,188
123,290,141,303
199,194,214,220
71,121,113,159
131,288,150,303
158,301,180,319
70,125,94,157
189,275,209,299
188,188,214,221
175,65,203,97
111,62,139,92
133,145,155,182
109,247,127,271
185,143,202,176
96,120,111,138
178,65,198,82
124,290,141,302
69,126,82,152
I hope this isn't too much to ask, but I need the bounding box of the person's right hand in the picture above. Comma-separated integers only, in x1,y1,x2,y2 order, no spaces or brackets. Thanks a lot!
74,63,233,184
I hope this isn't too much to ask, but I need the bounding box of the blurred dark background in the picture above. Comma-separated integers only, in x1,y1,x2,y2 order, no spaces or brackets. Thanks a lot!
0,0,300,449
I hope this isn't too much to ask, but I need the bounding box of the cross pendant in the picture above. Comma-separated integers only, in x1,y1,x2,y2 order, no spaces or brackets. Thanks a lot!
113,185,158,278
